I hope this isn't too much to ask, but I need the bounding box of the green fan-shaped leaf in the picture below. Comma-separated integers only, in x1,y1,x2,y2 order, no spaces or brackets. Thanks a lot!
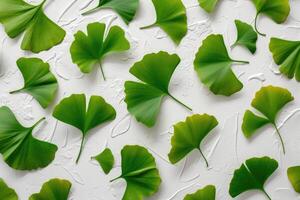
288,166,300,193
83,0,139,24
0,106,57,170
242,86,294,154
140,0,187,45
110,145,161,200
194,34,249,96
229,156,278,199
124,51,192,127
168,114,218,167
70,22,130,80
269,37,300,81
92,148,114,174
10,57,58,108
0,178,18,200
0,0,66,53
29,178,72,200
53,94,116,163
184,185,216,200
251,0,290,36
233,20,258,54
198,0,219,13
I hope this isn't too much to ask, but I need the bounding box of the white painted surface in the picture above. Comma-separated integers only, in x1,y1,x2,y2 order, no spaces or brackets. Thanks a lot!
1,0,300,199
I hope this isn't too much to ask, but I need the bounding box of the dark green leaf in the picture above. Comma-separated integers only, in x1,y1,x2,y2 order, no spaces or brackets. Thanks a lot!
10,57,58,108
111,145,161,200
70,22,130,80
184,185,216,200
83,0,139,24
242,86,294,154
53,94,116,163
0,106,57,170
0,178,18,200
168,114,218,167
194,34,249,96
124,51,192,127
269,37,300,81
252,0,290,36
92,148,114,174
29,178,72,200
0,0,66,53
140,0,187,45
287,166,300,193
233,20,257,54
229,156,278,199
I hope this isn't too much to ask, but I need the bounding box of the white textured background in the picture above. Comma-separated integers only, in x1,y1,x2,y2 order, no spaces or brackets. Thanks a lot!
1,0,300,199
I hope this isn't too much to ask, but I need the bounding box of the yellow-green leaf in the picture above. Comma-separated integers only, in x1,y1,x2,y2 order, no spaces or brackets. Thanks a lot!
92,148,114,174
252,0,290,36
168,114,218,167
70,22,130,80
269,37,300,81
0,0,66,53
242,86,294,154
0,178,18,200
10,57,58,108
29,178,72,200
53,94,116,163
140,0,187,45
229,156,278,199
125,51,191,127
0,106,57,170
194,34,249,96
110,145,161,200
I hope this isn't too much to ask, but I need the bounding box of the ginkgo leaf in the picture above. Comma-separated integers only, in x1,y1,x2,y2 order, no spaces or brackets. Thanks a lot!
92,148,114,174
0,106,57,170
288,166,300,193
168,114,218,167
269,37,300,81
184,185,216,200
0,178,18,200
198,0,219,13
82,0,139,24
70,22,130,80
229,156,278,199
251,0,290,36
10,57,58,108
140,0,187,45
0,0,66,53
233,20,258,54
194,34,249,96
53,94,116,163
29,178,72,200
124,51,192,127
110,145,161,200
242,86,294,154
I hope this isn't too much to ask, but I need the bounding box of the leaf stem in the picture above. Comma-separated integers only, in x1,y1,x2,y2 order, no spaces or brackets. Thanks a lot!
198,147,209,168
262,189,272,200
9,88,23,94
168,94,192,111
110,176,121,182
82,6,100,15
32,117,46,129
99,62,106,81
254,13,266,37
273,123,286,154
230,42,238,49
40,0,47,6
140,23,157,30
231,59,250,64
76,136,85,164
